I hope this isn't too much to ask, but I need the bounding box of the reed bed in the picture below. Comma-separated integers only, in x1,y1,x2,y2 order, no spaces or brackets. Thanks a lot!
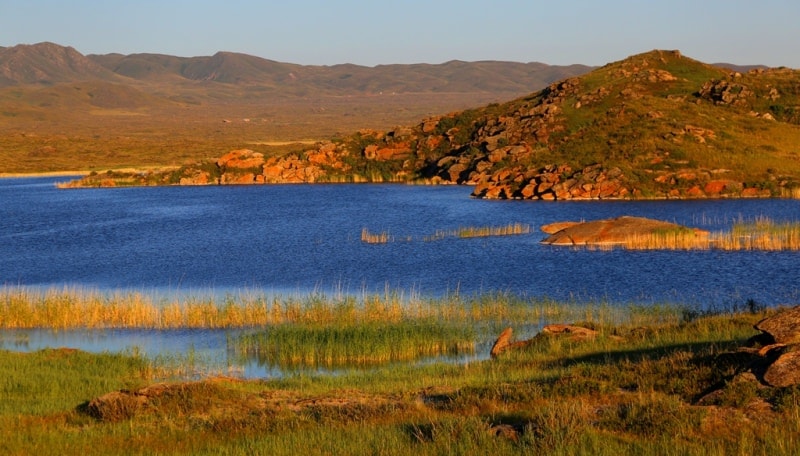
457,222,531,238
781,186,800,199
594,218,800,251
0,287,613,330
234,322,476,368
363,222,531,244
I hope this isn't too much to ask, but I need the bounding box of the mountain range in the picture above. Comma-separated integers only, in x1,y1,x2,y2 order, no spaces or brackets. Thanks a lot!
0,42,594,95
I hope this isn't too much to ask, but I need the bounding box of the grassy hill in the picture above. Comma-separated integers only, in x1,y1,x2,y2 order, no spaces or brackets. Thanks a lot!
307,49,800,199
72,49,800,200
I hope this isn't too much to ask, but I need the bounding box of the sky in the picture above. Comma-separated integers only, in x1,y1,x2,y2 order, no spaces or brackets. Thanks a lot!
1,0,799,68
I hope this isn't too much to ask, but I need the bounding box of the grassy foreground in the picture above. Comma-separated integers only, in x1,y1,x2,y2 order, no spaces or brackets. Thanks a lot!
1,291,800,455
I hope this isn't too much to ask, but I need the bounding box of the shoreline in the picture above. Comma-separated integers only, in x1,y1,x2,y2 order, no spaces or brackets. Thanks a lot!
0,170,91,178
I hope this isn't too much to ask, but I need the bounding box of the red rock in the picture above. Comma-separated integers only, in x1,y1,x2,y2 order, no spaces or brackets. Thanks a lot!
363,144,379,159
686,185,705,197
217,149,265,169
598,181,620,198
375,142,413,161
741,188,768,197
424,135,443,150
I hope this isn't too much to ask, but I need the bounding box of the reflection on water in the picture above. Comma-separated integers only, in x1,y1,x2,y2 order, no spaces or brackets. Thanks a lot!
0,327,494,379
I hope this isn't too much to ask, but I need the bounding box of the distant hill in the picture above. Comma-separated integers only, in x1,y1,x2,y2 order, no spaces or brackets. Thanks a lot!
0,42,594,97
0,42,118,86
70,49,800,200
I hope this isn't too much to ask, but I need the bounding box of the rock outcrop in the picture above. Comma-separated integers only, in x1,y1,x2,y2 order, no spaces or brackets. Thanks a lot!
696,306,800,405
751,306,800,387
540,216,708,246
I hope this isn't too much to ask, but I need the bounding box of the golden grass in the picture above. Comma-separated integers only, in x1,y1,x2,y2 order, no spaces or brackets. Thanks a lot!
594,218,800,251
0,287,585,330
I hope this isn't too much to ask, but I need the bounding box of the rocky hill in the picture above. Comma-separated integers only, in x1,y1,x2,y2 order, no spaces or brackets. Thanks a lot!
65,50,800,200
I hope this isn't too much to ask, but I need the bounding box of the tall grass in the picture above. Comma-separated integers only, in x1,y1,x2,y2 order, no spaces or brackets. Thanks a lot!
781,186,800,199
0,287,602,330
234,322,476,368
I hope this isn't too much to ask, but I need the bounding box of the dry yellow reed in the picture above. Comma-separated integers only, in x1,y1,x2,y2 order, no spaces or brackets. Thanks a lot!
361,228,391,244
0,286,573,330
585,218,800,251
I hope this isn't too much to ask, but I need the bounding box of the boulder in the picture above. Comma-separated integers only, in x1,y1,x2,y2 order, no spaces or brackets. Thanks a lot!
704,307,800,389
763,347,800,387
754,306,800,345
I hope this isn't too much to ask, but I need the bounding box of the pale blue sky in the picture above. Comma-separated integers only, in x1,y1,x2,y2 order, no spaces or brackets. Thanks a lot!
1,0,798,67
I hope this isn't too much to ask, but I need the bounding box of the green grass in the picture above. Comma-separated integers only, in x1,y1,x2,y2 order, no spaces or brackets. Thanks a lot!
2,292,799,454
232,321,476,369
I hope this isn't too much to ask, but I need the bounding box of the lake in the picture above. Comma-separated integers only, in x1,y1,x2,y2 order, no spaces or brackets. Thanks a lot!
2,176,799,377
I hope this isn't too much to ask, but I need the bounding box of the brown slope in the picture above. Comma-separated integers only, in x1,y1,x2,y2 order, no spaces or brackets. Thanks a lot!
178,51,305,85
0,42,119,87
88,52,190,81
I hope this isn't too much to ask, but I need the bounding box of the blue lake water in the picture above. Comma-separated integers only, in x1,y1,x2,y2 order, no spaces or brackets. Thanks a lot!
2,176,800,377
